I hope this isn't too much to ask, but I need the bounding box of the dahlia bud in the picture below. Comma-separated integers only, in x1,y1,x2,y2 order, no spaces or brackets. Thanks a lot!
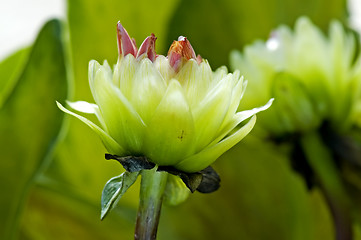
58,23,272,173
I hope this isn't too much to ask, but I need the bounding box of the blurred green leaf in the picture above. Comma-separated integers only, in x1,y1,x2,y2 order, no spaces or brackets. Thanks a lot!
0,47,30,108
20,185,135,240
159,135,334,240
166,0,346,68
0,19,67,239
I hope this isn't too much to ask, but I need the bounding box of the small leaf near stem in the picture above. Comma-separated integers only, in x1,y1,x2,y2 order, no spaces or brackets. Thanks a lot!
101,171,139,220
135,168,168,240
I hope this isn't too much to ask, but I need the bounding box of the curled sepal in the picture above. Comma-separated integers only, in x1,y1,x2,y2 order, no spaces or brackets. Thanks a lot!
196,166,221,193
100,171,140,220
163,175,190,206
158,165,220,193
105,153,155,172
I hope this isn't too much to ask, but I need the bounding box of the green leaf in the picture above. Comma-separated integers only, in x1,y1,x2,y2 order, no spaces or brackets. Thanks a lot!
0,19,67,239
0,47,30,108
101,171,139,220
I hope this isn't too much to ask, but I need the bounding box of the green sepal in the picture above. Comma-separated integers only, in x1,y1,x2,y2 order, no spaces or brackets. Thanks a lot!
163,175,190,206
105,153,221,194
105,153,155,172
100,171,139,220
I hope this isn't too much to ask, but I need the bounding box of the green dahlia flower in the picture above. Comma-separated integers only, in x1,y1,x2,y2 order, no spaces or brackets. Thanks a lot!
58,22,272,173
230,17,361,136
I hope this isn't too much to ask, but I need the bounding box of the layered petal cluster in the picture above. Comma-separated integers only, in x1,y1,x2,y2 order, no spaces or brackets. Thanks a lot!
230,17,361,136
58,22,272,173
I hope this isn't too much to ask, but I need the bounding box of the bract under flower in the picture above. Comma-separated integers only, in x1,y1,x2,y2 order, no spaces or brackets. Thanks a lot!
58,22,272,173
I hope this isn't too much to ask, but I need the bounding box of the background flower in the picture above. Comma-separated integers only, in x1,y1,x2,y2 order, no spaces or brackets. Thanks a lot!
231,17,361,136
230,16,361,240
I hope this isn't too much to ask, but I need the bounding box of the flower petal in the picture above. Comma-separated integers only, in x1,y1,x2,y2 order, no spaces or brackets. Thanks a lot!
56,101,126,155
192,74,233,151
176,60,213,108
92,65,145,154
130,58,167,124
175,116,257,173
218,74,246,131
66,100,98,114
143,79,195,166
66,100,108,131
213,98,274,146
112,55,137,99
154,55,175,83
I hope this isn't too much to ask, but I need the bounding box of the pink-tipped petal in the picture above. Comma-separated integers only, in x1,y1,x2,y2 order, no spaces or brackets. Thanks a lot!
136,33,157,62
167,36,197,72
117,22,137,57
196,54,203,64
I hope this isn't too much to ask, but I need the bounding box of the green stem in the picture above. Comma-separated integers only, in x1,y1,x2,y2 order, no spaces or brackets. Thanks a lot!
300,131,352,240
134,168,168,240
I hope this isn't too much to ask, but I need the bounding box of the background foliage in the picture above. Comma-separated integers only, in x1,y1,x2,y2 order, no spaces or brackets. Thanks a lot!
0,0,357,239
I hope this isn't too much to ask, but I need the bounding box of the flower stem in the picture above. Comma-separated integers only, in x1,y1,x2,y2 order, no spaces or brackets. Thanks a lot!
134,168,168,240
300,131,352,240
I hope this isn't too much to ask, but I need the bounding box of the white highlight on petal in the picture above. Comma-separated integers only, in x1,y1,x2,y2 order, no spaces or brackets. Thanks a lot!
56,101,126,155
66,100,98,114
266,37,279,51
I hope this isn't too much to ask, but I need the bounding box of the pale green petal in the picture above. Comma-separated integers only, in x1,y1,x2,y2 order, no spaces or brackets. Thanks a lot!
143,79,195,166
154,55,175,83
212,98,274,146
130,58,167,124
102,60,113,78
212,66,228,84
219,75,246,130
176,59,213,108
192,74,233,151
93,67,145,154
56,101,126,155
66,100,108,131
328,20,355,125
88,60,101,99
192,61,213,101
113,54,137,99
175,116,257,173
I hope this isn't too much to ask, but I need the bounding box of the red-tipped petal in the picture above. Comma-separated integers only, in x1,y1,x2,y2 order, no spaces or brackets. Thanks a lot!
117,22,137,57
167,36,197,71
136,33,157,62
